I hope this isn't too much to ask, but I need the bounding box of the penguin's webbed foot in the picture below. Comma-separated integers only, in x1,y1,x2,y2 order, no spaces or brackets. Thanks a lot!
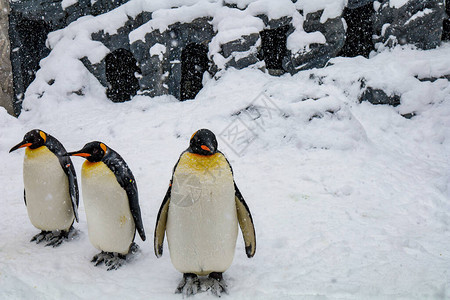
46,226,78,247
176,273,200,297
205,272,228,297
31,226,78,247
45,234,65,247
91,252,125,271
30,231,51,244
91,251,112,266
105,254,125,271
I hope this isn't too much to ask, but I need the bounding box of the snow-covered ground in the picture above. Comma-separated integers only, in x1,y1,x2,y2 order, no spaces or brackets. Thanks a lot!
1,43,449,299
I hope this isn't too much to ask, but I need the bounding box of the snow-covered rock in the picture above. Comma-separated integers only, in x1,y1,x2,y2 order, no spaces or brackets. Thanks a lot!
6,0,450,117
373,0,446,50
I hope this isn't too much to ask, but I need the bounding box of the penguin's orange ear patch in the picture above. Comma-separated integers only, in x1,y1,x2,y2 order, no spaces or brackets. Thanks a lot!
39,131,47,142
190,131,198,140
100,143,107,153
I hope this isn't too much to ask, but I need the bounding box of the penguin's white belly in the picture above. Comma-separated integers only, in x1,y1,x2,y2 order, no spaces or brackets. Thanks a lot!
82,161,135,255
23,147,74,231
167,153,238,275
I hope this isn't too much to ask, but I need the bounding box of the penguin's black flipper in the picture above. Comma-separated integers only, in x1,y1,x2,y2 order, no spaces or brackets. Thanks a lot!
103,150,146,242
65,163,79,222
154,155,183,257
234,183,256,258
46,134,80,222
154,183,171,258
24,190,27,206
125,182,146,242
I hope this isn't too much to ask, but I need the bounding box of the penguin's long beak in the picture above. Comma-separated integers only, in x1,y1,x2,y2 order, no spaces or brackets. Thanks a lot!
9,141,32,153
66,151,91,158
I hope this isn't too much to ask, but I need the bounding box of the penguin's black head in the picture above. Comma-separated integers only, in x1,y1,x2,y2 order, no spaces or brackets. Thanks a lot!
189,129,218,156
10,129,47,152
68,141,108,162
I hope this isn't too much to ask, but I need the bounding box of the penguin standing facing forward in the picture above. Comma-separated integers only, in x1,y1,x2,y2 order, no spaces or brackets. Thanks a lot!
9,129,79,247
154,129,256,297
68,141,146,270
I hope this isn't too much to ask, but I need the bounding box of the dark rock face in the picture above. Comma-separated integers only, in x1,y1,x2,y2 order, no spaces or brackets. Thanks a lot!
339,2,375,57
130,17,214,99
180,43,209,101
8,14,52,115
105,49,141,102
217,16,292,75
259,26,289,71
359,86,401,107
284,11,346,73
373,0,446,50
220,33,261,71
0,0,14,116
347,0,376,9
442,0,450,40
9,0,127,113
7,0,450,115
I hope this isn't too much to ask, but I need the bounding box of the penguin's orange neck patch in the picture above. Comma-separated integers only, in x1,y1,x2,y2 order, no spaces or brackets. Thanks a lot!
179,152,227,172
82,160,111,178
25,145,48,158
82,160,100,169
82,160,101,176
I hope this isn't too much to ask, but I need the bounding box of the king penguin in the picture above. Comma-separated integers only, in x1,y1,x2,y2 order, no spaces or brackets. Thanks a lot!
9,129,79,247
154,129,256,297
68,141,146,270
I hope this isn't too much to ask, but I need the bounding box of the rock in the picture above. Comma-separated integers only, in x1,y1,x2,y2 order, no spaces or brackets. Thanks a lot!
17,0,448,112
284,10,346,72
339,2,375,57
347,0,376,9
442,0,450,40
373,0,446,50
222,33,260,60
8,0,127,114
130,17,214,99
105,48,141,102
359,86,401,106
0,0,14,116
8,11,52,115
